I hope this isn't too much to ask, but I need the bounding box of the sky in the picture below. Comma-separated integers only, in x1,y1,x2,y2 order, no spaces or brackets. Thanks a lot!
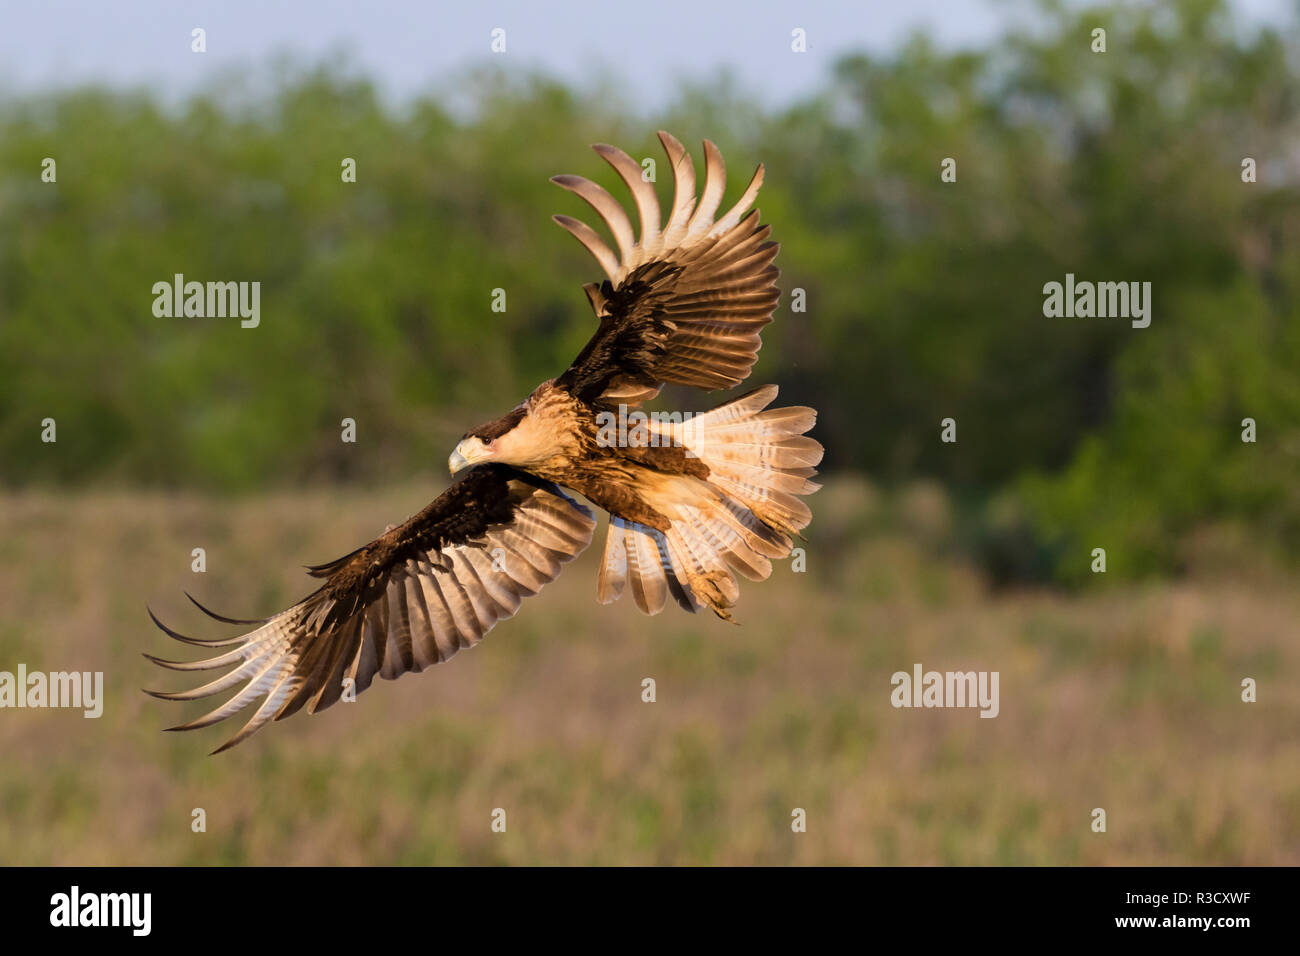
0,0,1293,111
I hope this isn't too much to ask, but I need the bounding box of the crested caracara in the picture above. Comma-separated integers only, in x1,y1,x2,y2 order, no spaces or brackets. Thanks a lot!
147,132,822,752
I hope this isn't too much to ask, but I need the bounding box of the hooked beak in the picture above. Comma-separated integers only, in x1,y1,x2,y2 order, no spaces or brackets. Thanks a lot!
449,436,495,475
448,446,470,476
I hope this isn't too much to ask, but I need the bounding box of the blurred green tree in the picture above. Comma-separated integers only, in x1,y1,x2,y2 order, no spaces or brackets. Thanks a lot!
0,0,1295,582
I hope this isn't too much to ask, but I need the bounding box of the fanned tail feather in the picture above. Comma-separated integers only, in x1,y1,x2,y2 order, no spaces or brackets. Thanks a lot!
597,384,821,620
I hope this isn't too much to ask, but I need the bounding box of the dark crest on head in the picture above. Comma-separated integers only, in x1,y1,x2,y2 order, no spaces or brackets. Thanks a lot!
466,405,526,442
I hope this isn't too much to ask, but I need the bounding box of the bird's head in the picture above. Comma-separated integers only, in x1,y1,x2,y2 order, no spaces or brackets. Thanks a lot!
447,434,494,475
448,404,534,475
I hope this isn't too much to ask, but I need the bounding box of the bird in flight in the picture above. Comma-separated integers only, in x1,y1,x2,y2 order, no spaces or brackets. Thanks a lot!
147,131,823,752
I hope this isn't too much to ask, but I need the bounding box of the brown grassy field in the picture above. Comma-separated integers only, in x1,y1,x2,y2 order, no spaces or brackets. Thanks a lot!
0,478,1296,865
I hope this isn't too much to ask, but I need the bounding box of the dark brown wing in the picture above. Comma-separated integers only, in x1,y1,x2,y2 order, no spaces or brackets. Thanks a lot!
145,465,595,753
552,131,780,405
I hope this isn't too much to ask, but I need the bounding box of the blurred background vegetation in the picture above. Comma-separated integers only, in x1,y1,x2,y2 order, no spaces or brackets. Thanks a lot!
1,0,1297,586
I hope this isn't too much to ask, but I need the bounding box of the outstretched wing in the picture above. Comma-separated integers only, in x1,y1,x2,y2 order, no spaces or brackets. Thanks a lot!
552,131,780,405
145,465,595,753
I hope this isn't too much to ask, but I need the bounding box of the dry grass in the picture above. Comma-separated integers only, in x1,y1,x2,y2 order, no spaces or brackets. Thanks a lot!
0,477,1296,865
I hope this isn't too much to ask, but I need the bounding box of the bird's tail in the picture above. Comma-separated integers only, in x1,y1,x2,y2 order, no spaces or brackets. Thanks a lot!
596,385,822,620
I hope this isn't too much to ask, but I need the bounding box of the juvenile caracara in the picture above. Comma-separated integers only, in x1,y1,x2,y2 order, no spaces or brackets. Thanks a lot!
147,132,823,752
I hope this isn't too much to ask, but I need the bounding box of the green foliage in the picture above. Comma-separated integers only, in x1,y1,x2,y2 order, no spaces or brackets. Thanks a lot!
1020,279,1300,582
0,0,1296,583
